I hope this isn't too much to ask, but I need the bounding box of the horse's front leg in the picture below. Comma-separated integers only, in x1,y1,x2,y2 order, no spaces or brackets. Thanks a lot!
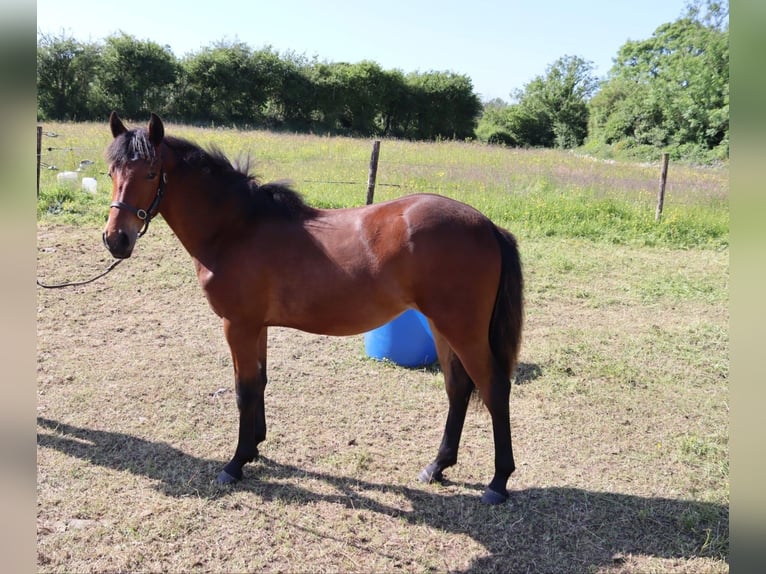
217,322,268,484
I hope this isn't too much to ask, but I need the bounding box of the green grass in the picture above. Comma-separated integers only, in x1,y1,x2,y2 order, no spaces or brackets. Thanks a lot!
37,121,728,250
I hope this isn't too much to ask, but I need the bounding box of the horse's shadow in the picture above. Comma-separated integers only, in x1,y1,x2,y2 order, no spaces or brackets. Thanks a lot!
37,417,728,572
514,362,543,384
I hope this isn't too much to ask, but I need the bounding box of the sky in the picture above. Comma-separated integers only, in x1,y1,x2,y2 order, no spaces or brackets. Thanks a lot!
36,0,691,102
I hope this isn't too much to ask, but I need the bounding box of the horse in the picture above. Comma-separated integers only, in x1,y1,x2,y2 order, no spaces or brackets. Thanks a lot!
102,112,524,505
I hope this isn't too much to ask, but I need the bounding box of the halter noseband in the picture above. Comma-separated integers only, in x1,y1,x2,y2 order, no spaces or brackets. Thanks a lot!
110,169,167,237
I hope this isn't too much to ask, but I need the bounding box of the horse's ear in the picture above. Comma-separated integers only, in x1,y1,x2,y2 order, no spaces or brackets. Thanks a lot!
109,111,127,138
148,112,164,147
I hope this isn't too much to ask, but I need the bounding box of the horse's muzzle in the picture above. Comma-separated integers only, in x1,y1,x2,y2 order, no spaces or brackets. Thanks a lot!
102,229,134,259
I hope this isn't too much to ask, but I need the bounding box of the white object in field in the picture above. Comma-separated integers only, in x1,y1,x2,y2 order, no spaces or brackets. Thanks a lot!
81,177,97,193
56,171,78,187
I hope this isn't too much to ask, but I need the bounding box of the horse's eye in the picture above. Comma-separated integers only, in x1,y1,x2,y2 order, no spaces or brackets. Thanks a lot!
147,172,157,180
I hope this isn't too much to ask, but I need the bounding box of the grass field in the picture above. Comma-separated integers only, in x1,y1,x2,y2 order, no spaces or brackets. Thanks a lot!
37,121,727,249
37,121,728,572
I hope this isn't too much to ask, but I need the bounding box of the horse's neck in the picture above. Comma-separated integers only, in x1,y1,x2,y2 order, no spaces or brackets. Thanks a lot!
159,174,234,263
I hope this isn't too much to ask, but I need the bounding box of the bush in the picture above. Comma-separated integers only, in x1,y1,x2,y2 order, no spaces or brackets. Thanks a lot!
487,131,517,147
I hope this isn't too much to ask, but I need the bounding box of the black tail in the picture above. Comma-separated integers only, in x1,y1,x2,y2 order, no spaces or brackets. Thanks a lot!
489,226,524,378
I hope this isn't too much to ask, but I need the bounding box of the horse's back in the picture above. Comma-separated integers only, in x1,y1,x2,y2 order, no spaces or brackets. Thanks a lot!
358,193,497,259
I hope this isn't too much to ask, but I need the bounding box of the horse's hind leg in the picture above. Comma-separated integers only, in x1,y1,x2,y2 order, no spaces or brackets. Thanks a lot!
217,322,268,484
444,341,515,505
480,364,515,504
419,329,474,485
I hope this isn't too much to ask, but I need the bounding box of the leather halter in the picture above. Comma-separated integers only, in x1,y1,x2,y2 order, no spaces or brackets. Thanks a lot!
110,169,167,237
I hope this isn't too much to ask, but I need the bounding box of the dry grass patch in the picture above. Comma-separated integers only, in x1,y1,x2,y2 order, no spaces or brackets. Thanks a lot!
38,221,727,573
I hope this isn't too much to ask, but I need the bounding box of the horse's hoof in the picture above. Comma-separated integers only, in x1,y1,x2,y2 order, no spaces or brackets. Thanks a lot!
216,469,240,485
418,466,443,484
481,487,509,505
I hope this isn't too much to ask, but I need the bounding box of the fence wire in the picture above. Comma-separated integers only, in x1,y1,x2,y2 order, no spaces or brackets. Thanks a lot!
36,130,453,197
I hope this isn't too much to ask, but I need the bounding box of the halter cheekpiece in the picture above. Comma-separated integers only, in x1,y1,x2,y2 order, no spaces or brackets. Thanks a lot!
110,169,167,237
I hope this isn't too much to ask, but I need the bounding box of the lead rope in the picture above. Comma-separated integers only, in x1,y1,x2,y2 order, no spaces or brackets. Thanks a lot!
37,258,124,289
38,168,166,289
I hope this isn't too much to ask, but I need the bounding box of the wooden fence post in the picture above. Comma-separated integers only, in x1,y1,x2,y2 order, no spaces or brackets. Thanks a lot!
655,152,669,222
365,140,381,205
37,125,43,197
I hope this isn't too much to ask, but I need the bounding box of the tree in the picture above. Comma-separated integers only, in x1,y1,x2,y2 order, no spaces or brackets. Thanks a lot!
588,0,729,159
37,33,101,120
97,33,178,119
405,71,481,140
309,61,365,133
304,60,403,136
269,52,318,131
512,55,597,148
477,55,597,148
341,61,391,135
374,68,410,137
178,42,282,126
35,33,486,141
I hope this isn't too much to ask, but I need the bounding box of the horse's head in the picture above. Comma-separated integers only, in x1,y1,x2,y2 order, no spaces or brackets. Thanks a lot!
102,111,166,259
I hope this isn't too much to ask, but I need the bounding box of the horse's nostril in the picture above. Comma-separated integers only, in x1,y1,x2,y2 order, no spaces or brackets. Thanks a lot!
103,229,133,258
117,230,130,250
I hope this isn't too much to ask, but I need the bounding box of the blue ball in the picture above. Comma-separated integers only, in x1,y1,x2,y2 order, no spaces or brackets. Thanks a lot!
364,309,437,368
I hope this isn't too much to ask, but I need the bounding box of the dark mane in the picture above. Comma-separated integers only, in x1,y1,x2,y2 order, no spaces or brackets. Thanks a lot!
106,128,316,221
106,127,158,166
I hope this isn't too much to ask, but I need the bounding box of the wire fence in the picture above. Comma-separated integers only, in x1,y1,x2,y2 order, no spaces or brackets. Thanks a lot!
36,125,729,214
36,128,441,202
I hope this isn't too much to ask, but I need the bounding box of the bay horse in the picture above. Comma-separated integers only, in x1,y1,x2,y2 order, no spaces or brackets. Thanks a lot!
102,112,523,504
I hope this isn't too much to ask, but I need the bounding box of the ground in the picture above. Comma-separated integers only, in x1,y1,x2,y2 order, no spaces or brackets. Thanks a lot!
37,221,729,573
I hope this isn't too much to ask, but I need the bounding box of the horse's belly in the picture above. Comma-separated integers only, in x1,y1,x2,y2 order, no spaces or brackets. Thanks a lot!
266,284,410,336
